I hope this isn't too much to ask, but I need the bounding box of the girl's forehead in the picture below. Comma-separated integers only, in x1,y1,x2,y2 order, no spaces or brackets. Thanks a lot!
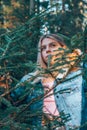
41,38,58,45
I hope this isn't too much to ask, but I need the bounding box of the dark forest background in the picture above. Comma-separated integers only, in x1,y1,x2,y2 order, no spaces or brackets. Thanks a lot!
0,0,87,129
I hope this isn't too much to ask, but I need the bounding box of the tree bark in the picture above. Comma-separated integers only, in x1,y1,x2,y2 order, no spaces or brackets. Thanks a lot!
30,0,35,15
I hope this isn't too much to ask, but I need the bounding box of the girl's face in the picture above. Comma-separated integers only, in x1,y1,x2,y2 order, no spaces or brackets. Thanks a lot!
41,38,64,66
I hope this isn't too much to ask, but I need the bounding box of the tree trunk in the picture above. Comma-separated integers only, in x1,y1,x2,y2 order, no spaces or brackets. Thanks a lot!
62,0,65,12
30,0,35,15
0,1,4,28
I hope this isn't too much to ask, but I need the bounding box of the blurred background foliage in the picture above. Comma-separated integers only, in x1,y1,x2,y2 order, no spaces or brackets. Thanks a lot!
0,0,87,129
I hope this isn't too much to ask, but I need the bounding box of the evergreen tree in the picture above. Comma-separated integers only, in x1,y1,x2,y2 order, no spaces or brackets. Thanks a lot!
45,0,85,37
0,1,87,129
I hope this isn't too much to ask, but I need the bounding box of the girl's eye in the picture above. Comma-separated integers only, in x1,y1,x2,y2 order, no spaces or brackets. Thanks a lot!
50,44,56,47
41,46,46,51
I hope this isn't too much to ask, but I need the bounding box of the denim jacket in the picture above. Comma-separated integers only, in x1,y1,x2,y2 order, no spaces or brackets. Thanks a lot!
54,70,87,130
11,75,44,127
11,70,87,129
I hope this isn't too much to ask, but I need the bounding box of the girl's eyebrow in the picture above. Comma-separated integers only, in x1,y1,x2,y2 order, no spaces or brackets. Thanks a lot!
49,42,57,44
41,45,46,47
41,42,57,47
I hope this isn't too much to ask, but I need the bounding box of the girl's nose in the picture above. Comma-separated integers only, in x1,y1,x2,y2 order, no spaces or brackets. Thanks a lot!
46,50,51,53
46,46,51,53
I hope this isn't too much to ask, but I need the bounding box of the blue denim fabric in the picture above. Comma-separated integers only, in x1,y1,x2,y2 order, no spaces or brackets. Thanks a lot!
10,70,87,129
54,70,87,130
80,80,87,130
11,74,44,126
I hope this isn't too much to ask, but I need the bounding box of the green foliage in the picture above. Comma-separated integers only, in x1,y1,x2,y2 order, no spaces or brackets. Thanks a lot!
0,1,87,129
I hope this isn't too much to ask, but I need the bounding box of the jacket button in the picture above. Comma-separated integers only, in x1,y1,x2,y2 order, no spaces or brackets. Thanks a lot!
56,95,59,98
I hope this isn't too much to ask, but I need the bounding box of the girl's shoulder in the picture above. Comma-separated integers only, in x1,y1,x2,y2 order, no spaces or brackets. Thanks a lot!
66,69,82,79
21,72,34,82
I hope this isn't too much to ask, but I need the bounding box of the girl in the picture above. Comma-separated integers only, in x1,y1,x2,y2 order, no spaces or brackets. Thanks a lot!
11,34,86,130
